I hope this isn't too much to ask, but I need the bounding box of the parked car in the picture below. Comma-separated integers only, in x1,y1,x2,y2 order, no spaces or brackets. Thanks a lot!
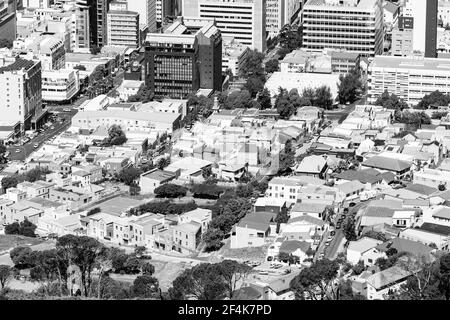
336,222,342,229
34,143,39,149
63,108,71,112
15,149,21,153
330,231,336,237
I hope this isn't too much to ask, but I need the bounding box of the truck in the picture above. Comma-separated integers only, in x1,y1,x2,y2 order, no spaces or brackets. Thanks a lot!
360,190,377,202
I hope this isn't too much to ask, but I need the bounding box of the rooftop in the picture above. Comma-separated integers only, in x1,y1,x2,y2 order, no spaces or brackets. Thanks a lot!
347,237,383,254
366,266,410,290
0,58,37,73
141,168,177,182
371,55,450,72
362,155,411,172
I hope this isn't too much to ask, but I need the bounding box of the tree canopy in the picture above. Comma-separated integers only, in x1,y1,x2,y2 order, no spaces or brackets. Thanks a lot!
337,69,363,104
154,184,187,198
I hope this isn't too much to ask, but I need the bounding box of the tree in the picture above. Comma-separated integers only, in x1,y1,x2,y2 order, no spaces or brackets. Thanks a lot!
239,49,265,83
417,90,450,110
30,249,67,296
222,90,252,109
337,69,363,104
1,176,18,190
257,88,272,110
352,261,365,275
141,262,155,276
118,167,142,186
265,59,279,74
154,184,187,198
278,24,302,52
363,230,387,242
0,265,11,289
375,90,408,111
203,228,225,251
290,259,340,300
5,220,37,237
134,246,147,258
439,183,447,192
440,253,450,300
431,111,448,120
132,274,159,298
217,260,252,299
342,217,357,241
105,125,127,146
4,222,20,235
314,85,333,110
156,157,170,170
10,247,34,269
87,207,101,216
0,38,13,49
169,263,227,300
56,235,106,297
245,77,265,98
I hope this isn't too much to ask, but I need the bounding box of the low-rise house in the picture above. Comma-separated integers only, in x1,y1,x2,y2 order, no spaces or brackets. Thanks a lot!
165,157,212,182
254,198,287,215
177,208,212,234
230,212,277,249
49,187,93,210
290,201,328,220
16,181,54,199
295,155,328,178
366,266,410,300
37,214,83,236
127,213,166,247
277,240,312,264
413,168,450,189
336,180,366,200
375,237,434,261
282,215,326,244
400,223,450,250
361,155,411,179
172,222,202,254
139,169,177,194
248,271,300,300
346,237,384,266
72,165,103,183
99,157,130,174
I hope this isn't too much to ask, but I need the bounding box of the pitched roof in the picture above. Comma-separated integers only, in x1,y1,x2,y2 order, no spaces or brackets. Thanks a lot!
432,206,450,220
362,156,411,172
405,183,438,196
279,240,311,254
347,237,383,254
366,266,410,290
295,155,327,174
238,212,276,231
291,201,327,214
376,238,433,258
335,169,383,184
288,215,325,226
418,222,450,236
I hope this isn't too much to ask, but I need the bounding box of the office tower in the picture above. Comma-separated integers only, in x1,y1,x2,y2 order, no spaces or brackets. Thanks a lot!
106,4,140,48
97,0,112,47
266,0,302,38
70,4,91,51
0,59,42,132
391,16,414,56
182,0,266,52
368,55,450,106
156,0,181,23
145,19,222,99
27,36,66,71
403,0,438,58
302,0,384,57
0,0,17,43
126,0,157,32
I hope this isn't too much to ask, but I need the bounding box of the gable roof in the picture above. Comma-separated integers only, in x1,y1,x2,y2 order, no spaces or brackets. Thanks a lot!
335,169,382,184
347,237,384,254
362,156,411,172
405,183,438,196
291,201,327,214
295,155,327,174
238,212,276,231
418,222,450,236
279,240,311,254
376,238,433,258
288,215,325,226
432,206,450,220
366,266,410,290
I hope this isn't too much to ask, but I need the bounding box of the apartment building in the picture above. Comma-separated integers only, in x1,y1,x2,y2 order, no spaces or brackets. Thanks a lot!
20,36,66,71
403,0,438,58
368,55,450,106
182,0,267,52
222,38,250,76
391,16,414,57
107,5,140,48
302,0,384,57
156,0,181,23
69,4,91,51
266,0,301,38
0,58,43,132
145,19,222,99
41,69,80,102
0,0,17,43
97,0,112,47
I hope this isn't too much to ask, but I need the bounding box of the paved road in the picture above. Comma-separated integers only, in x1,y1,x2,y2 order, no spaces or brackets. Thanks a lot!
7,104,81,161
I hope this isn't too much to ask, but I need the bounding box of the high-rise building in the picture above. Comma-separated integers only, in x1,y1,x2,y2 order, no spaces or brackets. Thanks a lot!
302,0,384,57
182,0,266,52
266,0,302,38
156,0,181,23
403,0,438,58
0,59,43,132
0,0,17,43
391,16,414,57
145,19,222,99
106,3,140,48
70,4,91,51
97,0,112,47
126,0,157,32
368,55,450,105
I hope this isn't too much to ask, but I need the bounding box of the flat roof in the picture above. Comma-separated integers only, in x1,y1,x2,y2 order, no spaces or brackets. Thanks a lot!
371,55,450,72
141,169,176,181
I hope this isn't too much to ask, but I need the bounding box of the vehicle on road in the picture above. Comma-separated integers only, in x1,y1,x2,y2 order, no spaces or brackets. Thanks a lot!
15,149,21,153
343,208,349,213
336,222,342,229
63,108,71,112
34,143,39,149
50,126,55,130
330,231,336,237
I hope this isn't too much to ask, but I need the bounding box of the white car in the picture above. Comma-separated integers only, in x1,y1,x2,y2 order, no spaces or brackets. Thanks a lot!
15,149,21,153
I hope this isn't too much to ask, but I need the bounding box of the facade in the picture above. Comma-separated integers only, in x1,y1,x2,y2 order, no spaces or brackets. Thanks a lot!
368,55,450,105
0,0,17,43
302,0,384,57
156,0,180,23
0,59,43,132
107,9,140,48
97,0,112,47
41,69,80,102
126,0,157,32
266,0,301,38
139,168,177,194
182,0,267,52
391,16,414,57
403,0,438,58
439,0,450,27
70,4,91,51
145,19,222,99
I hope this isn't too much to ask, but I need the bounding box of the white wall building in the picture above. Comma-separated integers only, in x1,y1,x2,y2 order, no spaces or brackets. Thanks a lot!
41,69,80,102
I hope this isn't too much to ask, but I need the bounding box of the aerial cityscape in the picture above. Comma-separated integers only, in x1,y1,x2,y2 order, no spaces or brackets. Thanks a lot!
1,0,450,303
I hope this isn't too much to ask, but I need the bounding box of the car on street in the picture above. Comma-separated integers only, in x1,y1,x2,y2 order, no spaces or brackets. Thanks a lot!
15,149,20,153
63,108,71,112
336,222,342,229
330,231,336,237
34,143,39,149
50,126,55,130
